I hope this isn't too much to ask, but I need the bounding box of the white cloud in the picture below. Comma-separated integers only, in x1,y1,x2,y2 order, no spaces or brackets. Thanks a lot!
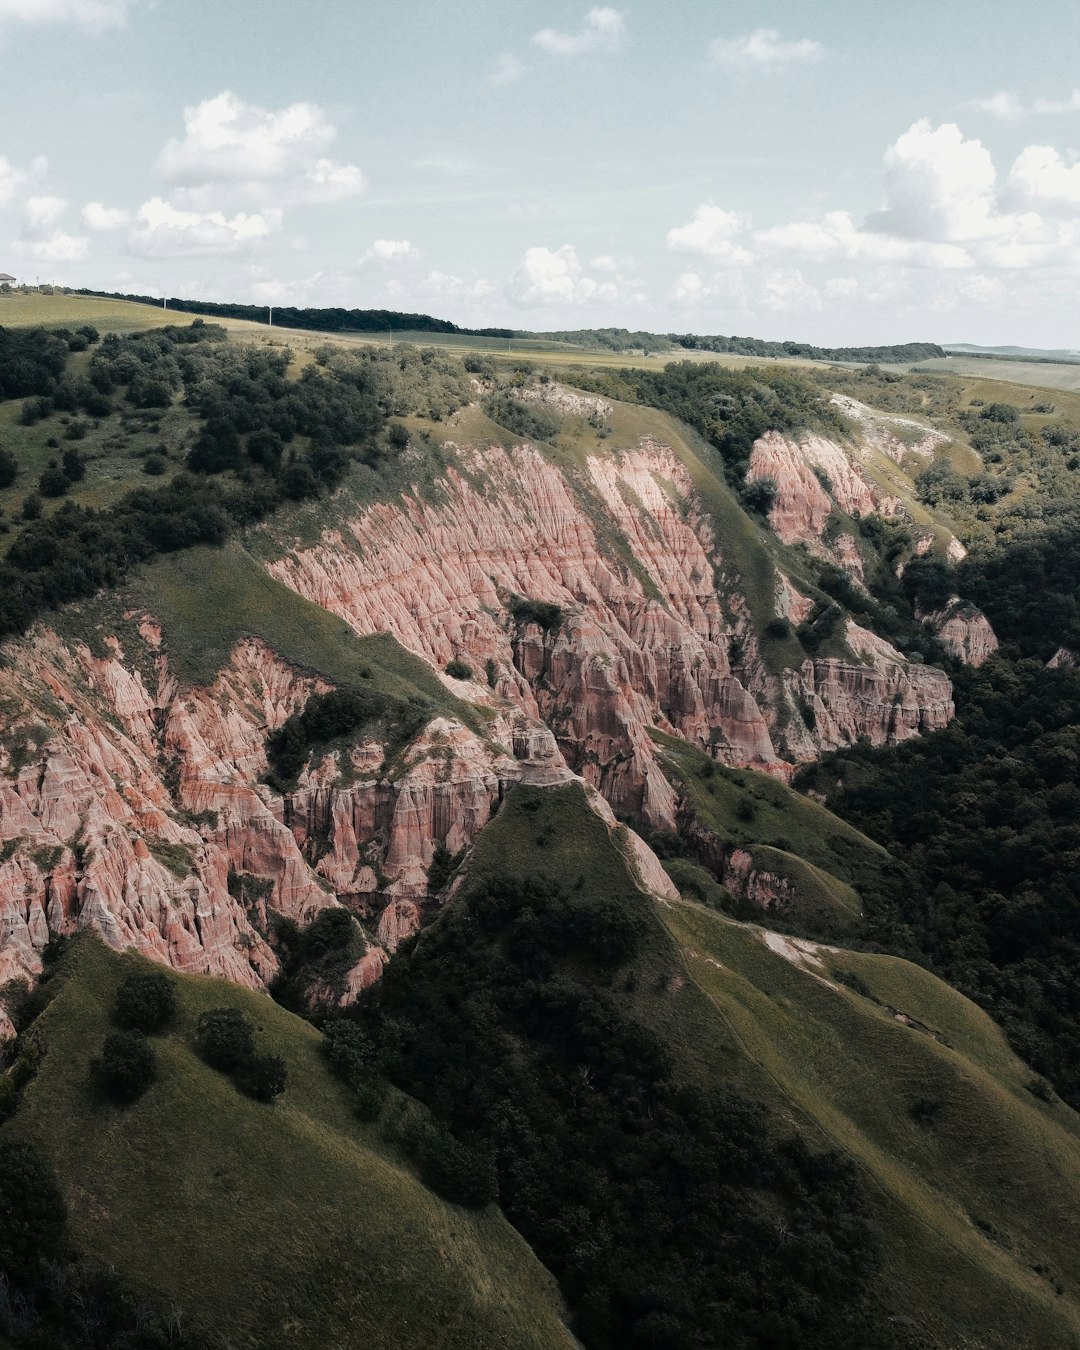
369,238,417,261
970,91,1026,121
82,201,131,231
0,153,47,207
22,195,67,238
1007,144,1080,209
761,268,819,311
14,231,89,262
489,52,523,85
127,196,280,258
709,28,824,70
589,254,618,272
156,91,365,209
1033,89,1080,114
665,204,752,261
0,0,134,31
758,208,970,268
865,119,999,243
673,271,708,303
506,244,621,305
532,7,625,57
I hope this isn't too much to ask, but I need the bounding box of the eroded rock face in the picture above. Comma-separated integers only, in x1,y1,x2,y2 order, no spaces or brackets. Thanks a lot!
0,631,529,1004
921,599,999,667
266,435,953,823
746,430,907,551
0,415,958,1015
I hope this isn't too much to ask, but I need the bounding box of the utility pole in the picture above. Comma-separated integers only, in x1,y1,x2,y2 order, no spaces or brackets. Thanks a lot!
268,306,273,327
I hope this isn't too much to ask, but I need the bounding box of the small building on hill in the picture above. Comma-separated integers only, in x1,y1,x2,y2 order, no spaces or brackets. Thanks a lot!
0,273,16,283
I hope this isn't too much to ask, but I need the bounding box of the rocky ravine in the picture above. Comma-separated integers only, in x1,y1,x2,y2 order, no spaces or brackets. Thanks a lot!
0,618,671,1024
0,415,971,1017
267,430,955,820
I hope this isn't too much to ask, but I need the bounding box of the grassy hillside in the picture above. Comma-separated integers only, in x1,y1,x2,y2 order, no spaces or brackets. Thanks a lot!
654,731,903,937
663,901,1080,1350
2,935,575,1350
448,783,1080,1350
121,540,468,713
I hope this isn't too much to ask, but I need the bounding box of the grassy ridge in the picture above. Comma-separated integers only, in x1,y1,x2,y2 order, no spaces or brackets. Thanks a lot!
454,781,1080,1348
655,731,899,935
4,936,575,1350
663,901,1080,1350
122,542,469,722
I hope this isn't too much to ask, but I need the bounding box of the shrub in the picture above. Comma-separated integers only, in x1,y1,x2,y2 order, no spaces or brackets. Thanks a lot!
113,969,176,1033
143,452,167,476
418,1127,498,1208
61,447,86,481
20,492,42,521
445,658,472,680
0,1139,67,1276
485,657,497,687
0,448,17,488
386,422,410,450
196,1007,255,1072
237,1052,287,1102
508,594,562,633
743,475,778,514
38,464,70,498
353,1073,388,1121
92,1029,157,1103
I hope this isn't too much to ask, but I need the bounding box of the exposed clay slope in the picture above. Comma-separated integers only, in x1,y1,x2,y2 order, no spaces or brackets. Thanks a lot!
0,618,567,1010
265,418,952,823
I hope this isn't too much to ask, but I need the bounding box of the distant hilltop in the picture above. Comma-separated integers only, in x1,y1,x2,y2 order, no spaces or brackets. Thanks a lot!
70,289,943,365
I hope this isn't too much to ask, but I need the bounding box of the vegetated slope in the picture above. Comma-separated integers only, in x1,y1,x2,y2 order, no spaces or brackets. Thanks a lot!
0,328,971,1010
342,781,1080,1350
793,372,1080,1110
664,900,1080,1350
3,934,575,1350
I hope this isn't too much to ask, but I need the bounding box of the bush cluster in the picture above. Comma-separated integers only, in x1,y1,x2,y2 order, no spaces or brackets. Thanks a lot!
195,1007,287,1102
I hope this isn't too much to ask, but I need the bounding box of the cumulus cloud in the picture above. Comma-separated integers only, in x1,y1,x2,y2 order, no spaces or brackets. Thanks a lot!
0,153,47,207
672,271,708,302
865,119,1000,242
156,91,365,209
709,29,824,70
21,195,67,238
16,231,89,262
761,268,819,311
506,244,622,305
489,52,523,85
82,201,131,230
367,238,417,261
127,196,280,258
1033,89,1080,114
532,7,625,57
970,91,1026,121
0,0,135,31
1007,144,1080,210
662,116,1080,328
970,89,1080,119
665,205,752,261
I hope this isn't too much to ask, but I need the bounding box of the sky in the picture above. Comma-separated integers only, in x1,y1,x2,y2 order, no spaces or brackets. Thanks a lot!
4,0,1080,346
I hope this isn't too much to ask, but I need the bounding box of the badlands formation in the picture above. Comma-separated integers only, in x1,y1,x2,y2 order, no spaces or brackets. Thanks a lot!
0,387,991,1015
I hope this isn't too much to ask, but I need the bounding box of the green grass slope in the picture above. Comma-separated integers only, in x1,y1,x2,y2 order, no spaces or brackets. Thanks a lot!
3,936,575,1350
663,900,1080,1350
655,731,903,936
457,782,1080,1350
122,540,467,713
